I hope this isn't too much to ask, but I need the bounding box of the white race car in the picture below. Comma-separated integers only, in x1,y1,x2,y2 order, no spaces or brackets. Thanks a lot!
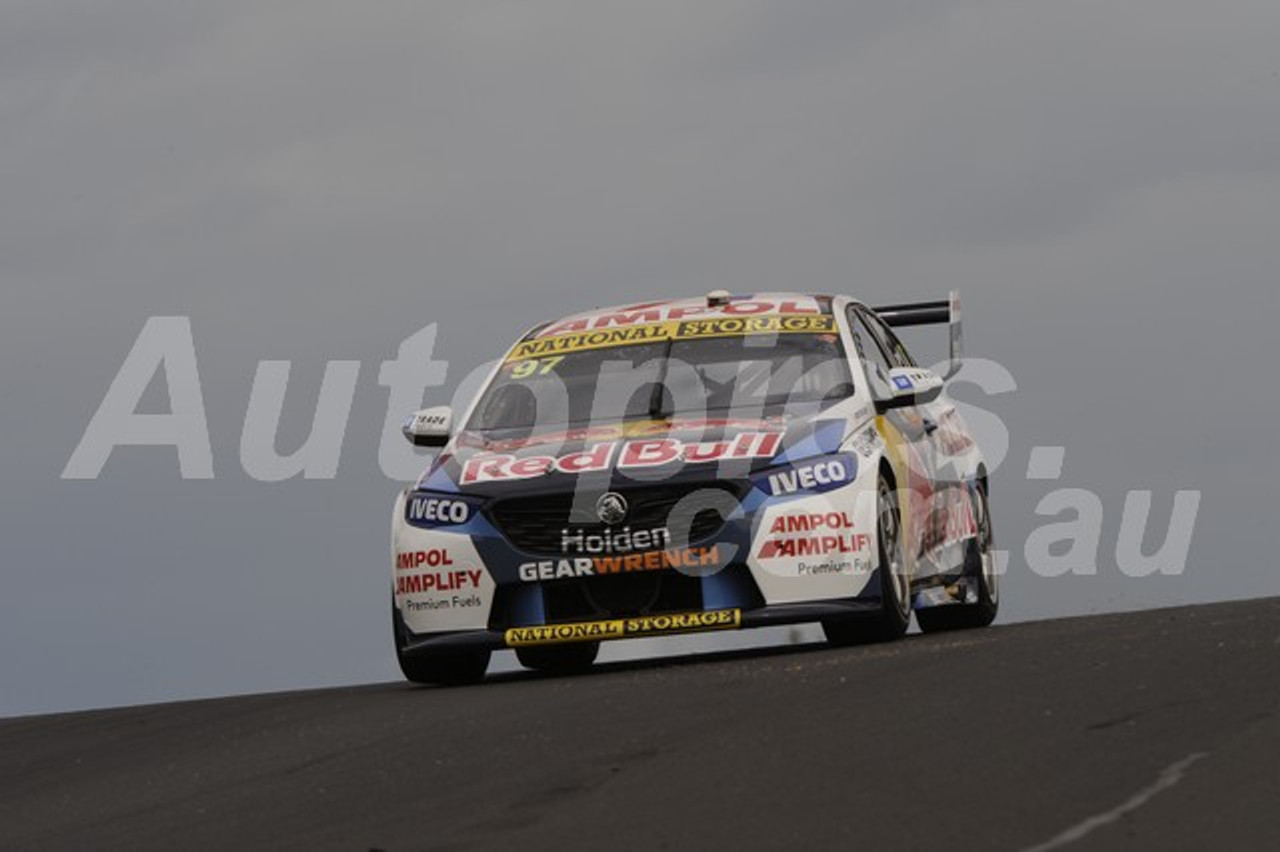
391,291,997,683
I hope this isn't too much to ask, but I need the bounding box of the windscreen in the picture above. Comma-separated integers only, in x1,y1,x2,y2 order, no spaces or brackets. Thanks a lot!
468,330,852,432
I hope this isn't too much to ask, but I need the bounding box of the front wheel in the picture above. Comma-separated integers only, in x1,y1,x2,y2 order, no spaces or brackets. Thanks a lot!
516,642,600,674
397,649,491,685
916,480,999,633
823,474,911,645
393,606,490,685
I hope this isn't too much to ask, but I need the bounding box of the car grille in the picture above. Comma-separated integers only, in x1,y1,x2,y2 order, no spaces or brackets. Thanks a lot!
486,564,766,629
486,481,747,557
546,571,704,621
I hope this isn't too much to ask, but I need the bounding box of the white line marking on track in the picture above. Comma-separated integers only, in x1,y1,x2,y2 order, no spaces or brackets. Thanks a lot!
1020,752,1209,852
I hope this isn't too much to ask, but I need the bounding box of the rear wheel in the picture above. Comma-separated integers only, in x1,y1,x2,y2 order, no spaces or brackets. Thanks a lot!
393,607,490,685
516,642,600,674
916,480,999,633
823,474,911,645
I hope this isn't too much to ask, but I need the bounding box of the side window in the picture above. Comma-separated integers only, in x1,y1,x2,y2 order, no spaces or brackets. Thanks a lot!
847,307,895,382
863,310,917,368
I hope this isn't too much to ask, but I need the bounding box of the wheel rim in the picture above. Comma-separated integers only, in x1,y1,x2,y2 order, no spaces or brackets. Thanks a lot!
879,480,910,617
974,484,998,604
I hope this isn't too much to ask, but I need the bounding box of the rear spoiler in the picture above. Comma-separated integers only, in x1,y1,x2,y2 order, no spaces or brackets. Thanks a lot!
873,290,963,379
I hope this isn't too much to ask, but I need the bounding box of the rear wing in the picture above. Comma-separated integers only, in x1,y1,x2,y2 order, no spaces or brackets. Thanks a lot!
873,290,963,379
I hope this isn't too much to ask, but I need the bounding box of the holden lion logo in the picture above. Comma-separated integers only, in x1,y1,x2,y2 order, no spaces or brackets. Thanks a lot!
596,492,629,526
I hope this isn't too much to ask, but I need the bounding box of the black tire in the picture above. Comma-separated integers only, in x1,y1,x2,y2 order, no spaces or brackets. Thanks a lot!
516,642,600,674
823,474,911,645
397,649,491,685
916,480,999,633
392,606,490,685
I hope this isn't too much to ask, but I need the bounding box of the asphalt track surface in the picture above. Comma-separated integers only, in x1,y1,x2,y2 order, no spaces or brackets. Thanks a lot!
2,598,1279,851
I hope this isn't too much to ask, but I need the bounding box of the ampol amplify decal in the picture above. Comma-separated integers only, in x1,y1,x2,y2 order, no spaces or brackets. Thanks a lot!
518,544,723,581
748,497,878,604
759,454,857,497
461,433,782,485
394,549,485,598
504,609,742,647
392,506,496,632
756,512,870,559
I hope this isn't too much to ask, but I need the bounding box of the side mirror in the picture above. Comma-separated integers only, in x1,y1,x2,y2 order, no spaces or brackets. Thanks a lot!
876,367,944,410
402,406,454,448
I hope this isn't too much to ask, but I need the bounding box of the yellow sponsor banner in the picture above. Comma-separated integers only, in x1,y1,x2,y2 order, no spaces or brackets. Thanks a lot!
504,609,742,647
507,315,835,362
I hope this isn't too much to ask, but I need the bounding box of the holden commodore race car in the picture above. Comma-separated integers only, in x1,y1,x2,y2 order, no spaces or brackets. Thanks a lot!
391,291,997,684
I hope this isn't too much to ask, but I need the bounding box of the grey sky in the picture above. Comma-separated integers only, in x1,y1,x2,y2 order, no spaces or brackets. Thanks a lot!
3,1,1278,716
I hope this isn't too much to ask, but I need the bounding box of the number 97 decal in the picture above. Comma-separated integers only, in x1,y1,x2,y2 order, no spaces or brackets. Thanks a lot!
508,356,564,380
